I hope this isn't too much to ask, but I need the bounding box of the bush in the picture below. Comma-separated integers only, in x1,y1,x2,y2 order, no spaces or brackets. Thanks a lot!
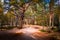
0,26,15,30
40,29,46,32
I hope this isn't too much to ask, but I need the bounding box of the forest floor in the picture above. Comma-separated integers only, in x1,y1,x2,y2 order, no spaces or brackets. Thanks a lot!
0,25,60,40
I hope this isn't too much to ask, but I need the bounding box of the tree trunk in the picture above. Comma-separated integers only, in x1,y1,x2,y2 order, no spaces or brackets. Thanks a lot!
18,3,31,29
13,2,32,29
49,0,54,27
59,16,60,28
15,16,18,27
18,13,24,29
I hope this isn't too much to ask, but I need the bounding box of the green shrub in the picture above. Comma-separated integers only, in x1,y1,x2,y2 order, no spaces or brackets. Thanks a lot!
40,29,46,32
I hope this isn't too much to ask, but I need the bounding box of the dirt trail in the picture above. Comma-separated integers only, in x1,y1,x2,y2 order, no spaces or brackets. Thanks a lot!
0,25,57,40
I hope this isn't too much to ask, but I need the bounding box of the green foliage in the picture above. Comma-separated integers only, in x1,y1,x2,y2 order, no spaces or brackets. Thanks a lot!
0,13,9,26
40,29,46,32
25,3,49,26
0,0,60,29
10,1,16,5
51,27,58,32
0,26,15,30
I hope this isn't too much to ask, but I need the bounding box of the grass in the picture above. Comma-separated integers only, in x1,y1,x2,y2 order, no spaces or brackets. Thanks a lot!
0,26,15,30
40,29,46,32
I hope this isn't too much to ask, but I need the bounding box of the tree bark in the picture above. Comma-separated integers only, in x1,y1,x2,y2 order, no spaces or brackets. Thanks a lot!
18,3,31,29
49,0,54,27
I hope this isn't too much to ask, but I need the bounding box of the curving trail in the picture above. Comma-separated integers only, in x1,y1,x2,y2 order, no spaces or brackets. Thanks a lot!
0,25,55,40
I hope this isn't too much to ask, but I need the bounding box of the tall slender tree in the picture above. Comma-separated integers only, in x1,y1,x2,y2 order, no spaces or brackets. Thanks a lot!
49,0,54,27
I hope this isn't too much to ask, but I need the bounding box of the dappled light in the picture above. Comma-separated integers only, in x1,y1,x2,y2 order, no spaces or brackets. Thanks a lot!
6,26,40,34
0,0,60,40
18,27,40,34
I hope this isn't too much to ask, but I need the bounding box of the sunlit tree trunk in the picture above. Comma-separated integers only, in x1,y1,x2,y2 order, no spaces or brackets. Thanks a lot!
49,0,54,27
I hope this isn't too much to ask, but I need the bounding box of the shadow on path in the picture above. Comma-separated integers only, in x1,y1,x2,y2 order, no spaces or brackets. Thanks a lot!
0,32,57,40
0,33,36,40
0,27,58,40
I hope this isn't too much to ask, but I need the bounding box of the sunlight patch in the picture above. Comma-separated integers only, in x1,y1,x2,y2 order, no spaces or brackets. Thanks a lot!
21,27,39,34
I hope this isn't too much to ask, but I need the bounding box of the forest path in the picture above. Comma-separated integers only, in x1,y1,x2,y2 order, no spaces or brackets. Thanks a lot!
0,25,55,40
